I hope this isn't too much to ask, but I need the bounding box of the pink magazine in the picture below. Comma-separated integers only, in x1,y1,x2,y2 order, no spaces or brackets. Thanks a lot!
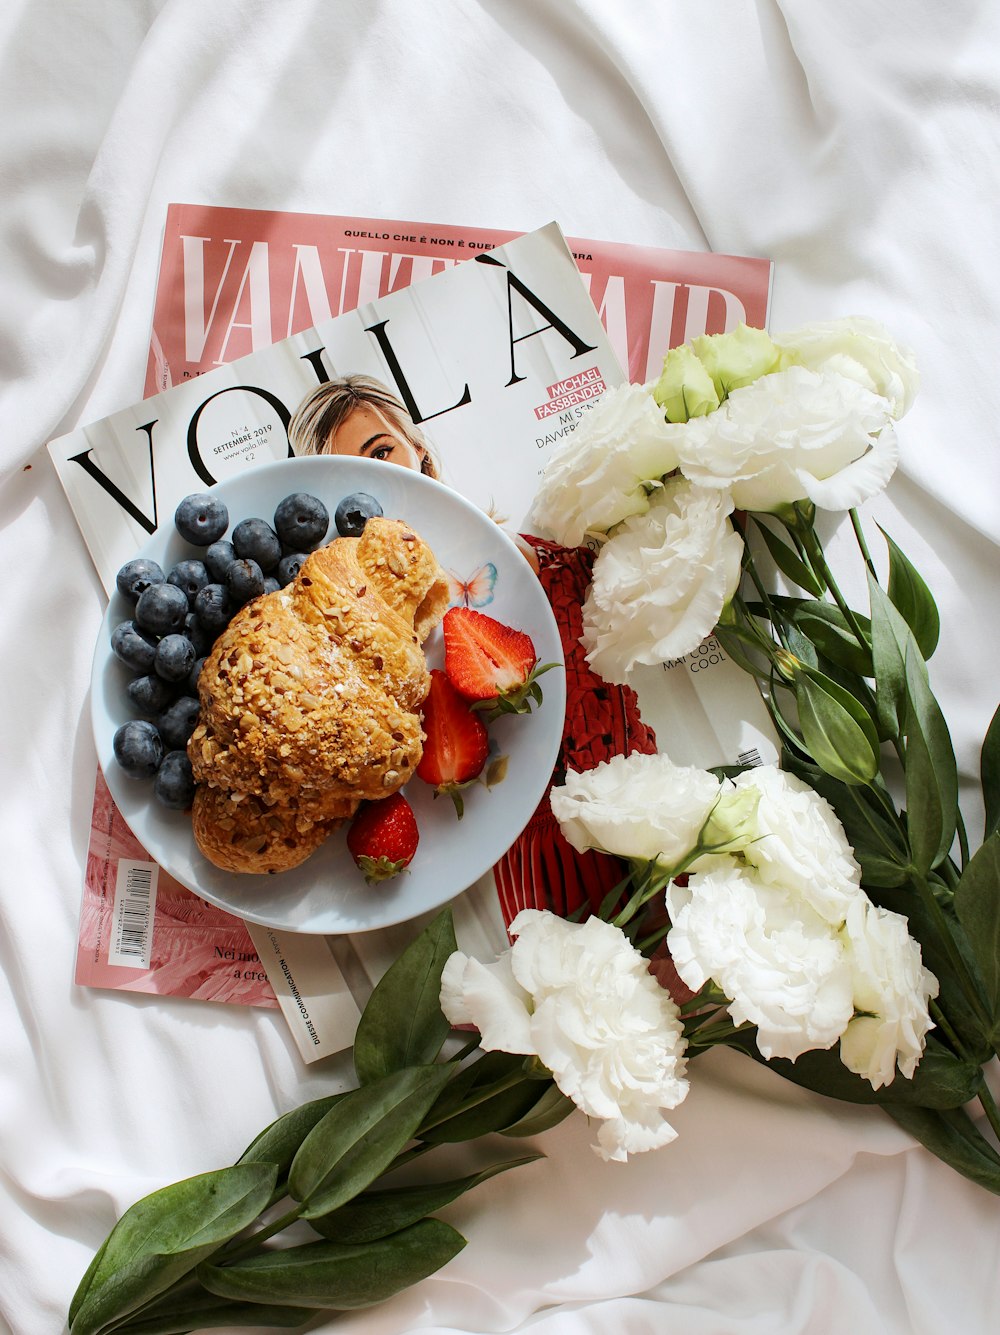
78,770,277,1006
78,205,773,1007
144,206,772,393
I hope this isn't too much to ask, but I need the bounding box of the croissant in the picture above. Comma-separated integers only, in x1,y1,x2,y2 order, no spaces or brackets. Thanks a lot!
187,517,450,874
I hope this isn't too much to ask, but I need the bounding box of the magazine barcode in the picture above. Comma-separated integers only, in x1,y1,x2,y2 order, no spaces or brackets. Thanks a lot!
738,747,764,768
108,859,159,970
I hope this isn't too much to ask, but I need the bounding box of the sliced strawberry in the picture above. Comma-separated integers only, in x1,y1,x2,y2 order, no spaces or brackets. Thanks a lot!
416,668,490,818
443,607,558,719
346,792,419,883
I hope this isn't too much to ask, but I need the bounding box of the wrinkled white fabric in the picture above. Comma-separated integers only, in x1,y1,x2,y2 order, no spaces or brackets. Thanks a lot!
3,2,1000,1333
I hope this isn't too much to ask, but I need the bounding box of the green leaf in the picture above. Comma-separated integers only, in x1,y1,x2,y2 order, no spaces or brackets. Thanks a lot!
981,700,1000,840
354,910,457,1085
779,752,912,891
867,572,912,736
903,646,958,873
289,1065,454,1218
953,833,1000,1040
104,1292,317,1333
501,1081,577,1138
751,519,825,596
419,1051,541,1143
795,666,880,785
884,1104,1000,1196
198,1219,466,1309
713,620,772,680
237,1094,347,1188
793,604,873,678
880,526,940,659
309,1155,541,1243
69,1163,277,1335
870,879,995,1063
725,1030,983,1109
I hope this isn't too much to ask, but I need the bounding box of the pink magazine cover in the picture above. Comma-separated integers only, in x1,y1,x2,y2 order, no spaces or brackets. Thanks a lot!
144,206,772,393
78,205,773,1006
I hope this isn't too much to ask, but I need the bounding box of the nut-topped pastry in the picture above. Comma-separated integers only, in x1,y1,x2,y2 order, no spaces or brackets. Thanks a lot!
187,516,450,874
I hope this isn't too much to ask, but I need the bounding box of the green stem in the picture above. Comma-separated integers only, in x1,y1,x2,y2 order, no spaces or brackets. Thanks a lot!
929,999,970,1059
611,863,671,929
790,510,869,646
736,517,792,651
214,1200,304,1265
849,508,878,577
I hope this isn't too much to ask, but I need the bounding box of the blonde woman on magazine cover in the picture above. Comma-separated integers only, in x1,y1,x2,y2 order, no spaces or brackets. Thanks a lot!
288,372,440,478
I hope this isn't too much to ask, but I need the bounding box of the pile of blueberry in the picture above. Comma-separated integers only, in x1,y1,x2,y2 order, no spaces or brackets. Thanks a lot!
109,487,384,810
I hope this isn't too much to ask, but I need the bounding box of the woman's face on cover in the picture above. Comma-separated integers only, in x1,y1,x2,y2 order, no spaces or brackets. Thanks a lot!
323,404,428,473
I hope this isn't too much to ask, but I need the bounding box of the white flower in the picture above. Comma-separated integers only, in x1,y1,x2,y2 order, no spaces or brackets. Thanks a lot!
579,476,744,682
838,897,938,1089
528,384,681,546
440,910,689,1162
666,860,855,1062
775,315,919,420
674,365,899,512
549,751,722,870
732,767,863,924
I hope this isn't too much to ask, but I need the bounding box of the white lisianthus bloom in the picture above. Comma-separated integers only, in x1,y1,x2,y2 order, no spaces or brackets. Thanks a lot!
527,384,681,546
775,315,920,420
549,751,722,870
674,365,899,513
579,476,744,682
838,897,938,1090
666,860,855,1062
732,767,863,925
440,910,690,1162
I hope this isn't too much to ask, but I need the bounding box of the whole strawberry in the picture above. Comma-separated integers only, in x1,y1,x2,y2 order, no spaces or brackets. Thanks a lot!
416,668,490,818
346,792,419,883
443,607,557,720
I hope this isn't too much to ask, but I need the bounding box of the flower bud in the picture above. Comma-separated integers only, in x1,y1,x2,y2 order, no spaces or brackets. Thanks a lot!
690,324,781,396
700,783,761,853
652,344,720,422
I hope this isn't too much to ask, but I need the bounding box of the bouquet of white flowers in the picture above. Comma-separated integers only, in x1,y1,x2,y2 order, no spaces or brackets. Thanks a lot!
68,318,1000,1334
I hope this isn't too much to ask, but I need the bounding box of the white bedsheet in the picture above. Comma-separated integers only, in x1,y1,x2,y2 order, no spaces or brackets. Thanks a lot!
2,2,999,1331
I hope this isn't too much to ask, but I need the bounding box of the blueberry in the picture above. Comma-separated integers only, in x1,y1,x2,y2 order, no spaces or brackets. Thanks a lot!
156,696,202,749
113,719,164,779
182,612,214,657
174,493,229,546
167,559,209,607
116,558,165,604
154,751,196,810
335,492,383,537
274,492,329,551
204,539,237,582
154,633,197,683
232,517,281,572
193,583,231,633
127,674,176,715
135,581,189,636
276,552,307,586
227,558,265,606
186,656,207,697
263,576,281,595
110,620,158,673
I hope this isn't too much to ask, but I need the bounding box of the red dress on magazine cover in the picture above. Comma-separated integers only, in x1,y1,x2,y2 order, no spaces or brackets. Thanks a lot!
493,536,658,930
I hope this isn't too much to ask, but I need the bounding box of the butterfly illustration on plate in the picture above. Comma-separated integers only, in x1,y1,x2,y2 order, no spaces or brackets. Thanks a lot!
446,561,497,609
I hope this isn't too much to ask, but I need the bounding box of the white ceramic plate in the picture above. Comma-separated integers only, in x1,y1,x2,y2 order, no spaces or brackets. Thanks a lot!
91,456,565,934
